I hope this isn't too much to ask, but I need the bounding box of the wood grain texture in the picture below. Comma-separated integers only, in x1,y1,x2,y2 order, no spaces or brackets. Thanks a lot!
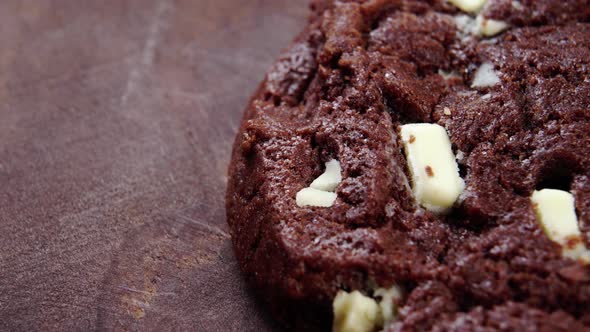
0,1,309,330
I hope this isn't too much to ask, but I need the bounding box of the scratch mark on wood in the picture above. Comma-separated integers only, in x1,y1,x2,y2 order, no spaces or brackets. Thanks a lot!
5,53,135,100
175,213,230,238
159,88,216,104
118,286,176,297
120,1,174,108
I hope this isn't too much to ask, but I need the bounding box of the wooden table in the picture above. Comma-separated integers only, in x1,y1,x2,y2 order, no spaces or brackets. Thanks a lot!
0,1,308,330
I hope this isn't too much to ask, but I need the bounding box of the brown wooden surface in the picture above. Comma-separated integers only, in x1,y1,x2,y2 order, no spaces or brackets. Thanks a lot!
0,1,308,330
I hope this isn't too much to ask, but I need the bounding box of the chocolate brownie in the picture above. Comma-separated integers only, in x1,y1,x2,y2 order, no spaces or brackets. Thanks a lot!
226,0,590,330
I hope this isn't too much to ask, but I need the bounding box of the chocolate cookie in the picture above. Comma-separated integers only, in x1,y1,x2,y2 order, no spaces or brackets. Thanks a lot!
226,0,590,330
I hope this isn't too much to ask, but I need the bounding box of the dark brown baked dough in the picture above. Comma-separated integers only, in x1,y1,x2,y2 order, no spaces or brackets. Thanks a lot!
226,0,590,330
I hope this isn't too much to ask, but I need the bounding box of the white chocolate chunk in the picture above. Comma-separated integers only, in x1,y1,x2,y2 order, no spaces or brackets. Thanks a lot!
454,14,509,38
449,0,486,13
454,14,475,37
333,290,382,332
311,159,343,192
400,124,465,213
564,242,590,264
511,1,523,10
471,63,500,88
296,159,342,207
296,187,337,207
456,150,466,161
476,15,509,37
531,189,590,263
438,69,461,81
531,189,580,244
374,286,402,325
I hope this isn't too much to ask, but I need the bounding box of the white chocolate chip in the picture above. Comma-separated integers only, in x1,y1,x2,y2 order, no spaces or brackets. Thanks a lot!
296,187,337,208
531,189,590,263
511,1,523,10
456,150,466,161
333,290,382,332
471,63,500,88
455,14,509,38
449,0,486,13
374,286,402,325
564,243,590,264
454,14,475,37
296,159,342,207
311,159,343,192
443,107,452,116
476,15,509,37
438,69,461,81
400,124,465,214
531,189,579,244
